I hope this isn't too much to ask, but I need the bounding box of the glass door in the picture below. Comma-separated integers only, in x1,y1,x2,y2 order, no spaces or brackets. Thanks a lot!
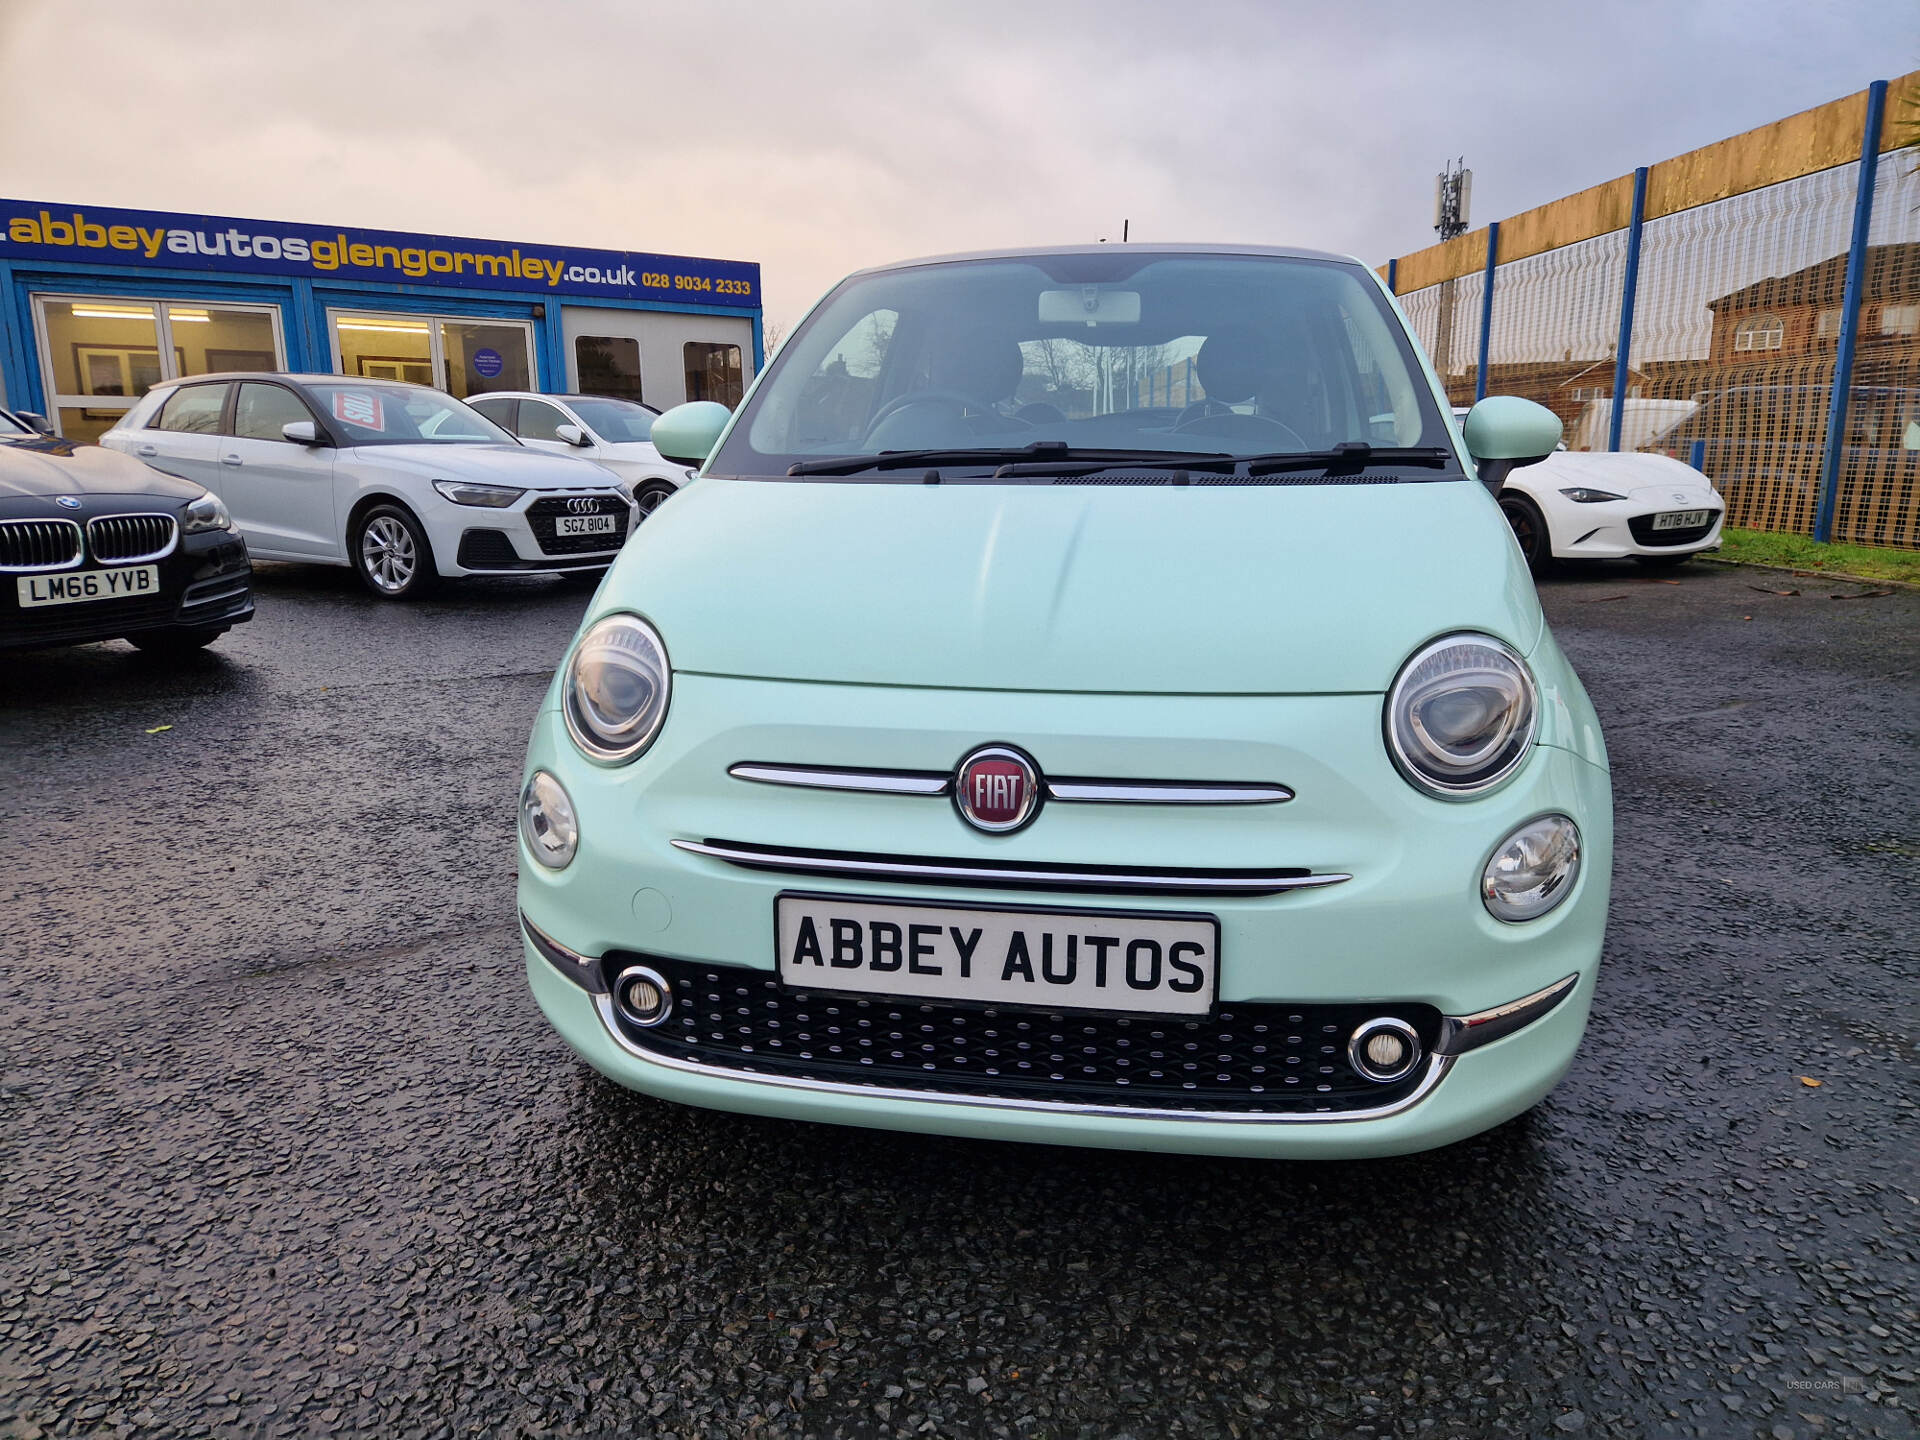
327,311,534,398
32,295,284,440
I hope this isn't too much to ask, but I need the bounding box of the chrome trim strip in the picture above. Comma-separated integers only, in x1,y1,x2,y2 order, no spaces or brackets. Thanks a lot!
85,512,179,564
1434,972,1580,1056
0,517,84,573
520,911,594,968
591,990,1455,1125
726,763,1292,806
669,837,1350,896
1046,779,1293,805
729,762,950,796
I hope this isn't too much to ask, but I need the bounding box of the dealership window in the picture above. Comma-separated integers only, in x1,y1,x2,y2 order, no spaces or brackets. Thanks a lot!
684,342,744,408
576,335,644,403
328,312,534,399
32,295,283,441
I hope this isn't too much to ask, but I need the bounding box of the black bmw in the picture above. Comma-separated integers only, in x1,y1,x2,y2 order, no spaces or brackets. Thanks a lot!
0,414,253,655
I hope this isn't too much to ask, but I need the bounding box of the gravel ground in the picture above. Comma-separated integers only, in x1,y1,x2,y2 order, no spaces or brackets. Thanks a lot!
2,557,1915,1439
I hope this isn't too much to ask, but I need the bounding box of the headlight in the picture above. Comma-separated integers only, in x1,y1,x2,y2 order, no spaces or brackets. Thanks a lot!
1385,633,1536,798
564,614,670,763
432,479,525,507
1482,815,1580,921
182,491,232,533
1558,487,1627,503
519,770,578,869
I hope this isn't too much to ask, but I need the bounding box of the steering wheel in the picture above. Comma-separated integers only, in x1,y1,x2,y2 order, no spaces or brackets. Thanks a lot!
861,388,1031,443
1171,407,1310,450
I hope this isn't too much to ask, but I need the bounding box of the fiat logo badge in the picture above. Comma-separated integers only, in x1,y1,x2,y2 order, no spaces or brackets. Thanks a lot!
954,745,1042,834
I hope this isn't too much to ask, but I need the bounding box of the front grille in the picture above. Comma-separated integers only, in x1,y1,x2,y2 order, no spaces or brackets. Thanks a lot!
179,572,252,623
606,956,1440,1114
1629,512,1719,547
526,496,629,556
0,519,83,572
87,513,177,563
457,528,520,568
1,592,178,647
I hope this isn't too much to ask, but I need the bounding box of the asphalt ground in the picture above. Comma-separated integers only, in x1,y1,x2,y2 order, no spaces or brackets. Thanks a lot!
2,556,1916,1440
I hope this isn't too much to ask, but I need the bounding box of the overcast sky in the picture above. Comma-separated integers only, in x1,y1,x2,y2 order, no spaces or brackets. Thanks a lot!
0,0,1907,332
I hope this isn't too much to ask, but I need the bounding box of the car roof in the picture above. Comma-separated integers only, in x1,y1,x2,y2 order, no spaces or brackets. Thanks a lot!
148,372,442,390
845,241,1363,279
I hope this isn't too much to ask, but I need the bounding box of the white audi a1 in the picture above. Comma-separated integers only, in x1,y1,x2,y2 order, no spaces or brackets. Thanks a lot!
468,392,690,519
103,375,637,599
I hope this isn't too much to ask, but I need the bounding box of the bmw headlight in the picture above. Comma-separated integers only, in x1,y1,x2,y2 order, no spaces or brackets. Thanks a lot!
1559,487,1627,503
432,479,525,508
1483,815,1581,921
564,614,670,763
182,490,232,533
1385,633,1537,798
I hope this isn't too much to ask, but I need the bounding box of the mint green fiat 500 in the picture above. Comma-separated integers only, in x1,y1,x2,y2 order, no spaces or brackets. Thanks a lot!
517,245,1610,1158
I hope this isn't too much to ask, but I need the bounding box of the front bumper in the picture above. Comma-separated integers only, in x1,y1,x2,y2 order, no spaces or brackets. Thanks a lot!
430,487,637,577
0,528,253,650
517,673,1613,1157
1553,497,1726,560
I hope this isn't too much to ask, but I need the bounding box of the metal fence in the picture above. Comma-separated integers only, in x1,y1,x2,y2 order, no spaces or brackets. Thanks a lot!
1386,75,1920,550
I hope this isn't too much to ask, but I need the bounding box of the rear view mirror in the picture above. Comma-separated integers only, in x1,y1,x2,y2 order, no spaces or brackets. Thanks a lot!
282,420,321,445
649,401,733,469
554,424,590,447
1462,397,1563,493
1038,288,1141,326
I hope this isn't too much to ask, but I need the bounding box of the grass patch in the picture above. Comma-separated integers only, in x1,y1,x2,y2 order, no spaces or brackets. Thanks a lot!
1711,527,1920,587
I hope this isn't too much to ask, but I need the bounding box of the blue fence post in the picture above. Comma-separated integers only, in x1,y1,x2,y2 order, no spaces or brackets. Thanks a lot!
1475,223,1498,402
1689,438,1706,473
1814,78,1888,543
1386,258,1397,295
1608,166,1650,453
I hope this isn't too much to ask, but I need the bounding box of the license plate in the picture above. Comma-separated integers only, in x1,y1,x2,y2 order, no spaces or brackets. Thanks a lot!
555,514,617,536
16,565,160,608
1652,509,1710,531
775,893,1218,1015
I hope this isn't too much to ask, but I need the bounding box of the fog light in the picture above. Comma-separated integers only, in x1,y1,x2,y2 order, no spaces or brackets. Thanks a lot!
1348,1017,1422,1083
519,770,578,869
1482,814,1581,922
614,965,672,1027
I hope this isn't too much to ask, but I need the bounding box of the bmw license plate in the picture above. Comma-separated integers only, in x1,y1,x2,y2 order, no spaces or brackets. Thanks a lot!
16,565,159,607
775,893,1218,1015
555,514,617,537
1652,509,1710,531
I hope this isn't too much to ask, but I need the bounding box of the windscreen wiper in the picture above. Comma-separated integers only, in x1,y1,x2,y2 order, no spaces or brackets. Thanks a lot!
786,441,1236,477
1240,443,1456,477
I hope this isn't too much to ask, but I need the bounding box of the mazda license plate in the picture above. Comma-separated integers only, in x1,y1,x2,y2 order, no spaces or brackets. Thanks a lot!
1652,509,1710,531
775,893,1218,1015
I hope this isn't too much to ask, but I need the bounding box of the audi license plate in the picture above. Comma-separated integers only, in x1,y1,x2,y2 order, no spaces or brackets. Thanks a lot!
775,894,1218,1016
1652,509,1711,531
16,565,159,607
555,514,617,537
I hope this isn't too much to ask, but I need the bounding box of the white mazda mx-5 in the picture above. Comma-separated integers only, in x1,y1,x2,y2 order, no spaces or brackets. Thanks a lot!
1452,409,1726,571
104,375,637,599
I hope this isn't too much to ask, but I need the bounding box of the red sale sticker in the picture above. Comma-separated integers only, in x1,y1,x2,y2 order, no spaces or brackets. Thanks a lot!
332,391,385,430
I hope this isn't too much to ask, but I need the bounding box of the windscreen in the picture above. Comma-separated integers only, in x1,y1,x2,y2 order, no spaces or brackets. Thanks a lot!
719,253,1446,476
302,382,513,446
569,397,656,442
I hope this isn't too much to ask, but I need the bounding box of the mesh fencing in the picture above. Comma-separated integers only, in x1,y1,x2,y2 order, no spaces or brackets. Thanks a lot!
1390,125,1920,550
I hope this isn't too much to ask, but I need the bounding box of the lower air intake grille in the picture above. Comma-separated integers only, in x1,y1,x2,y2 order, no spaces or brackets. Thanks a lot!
603,956,1440,1114
1629,513,1719,547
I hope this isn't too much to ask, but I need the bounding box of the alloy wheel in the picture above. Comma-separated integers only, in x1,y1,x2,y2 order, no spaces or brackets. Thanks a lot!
361,515,417,593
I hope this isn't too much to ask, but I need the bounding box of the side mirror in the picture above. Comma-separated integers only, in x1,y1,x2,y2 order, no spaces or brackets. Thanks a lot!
15,410,53,435
554,423,591,447
649,401,732,469
282,420,322,445
1462,397,1563,493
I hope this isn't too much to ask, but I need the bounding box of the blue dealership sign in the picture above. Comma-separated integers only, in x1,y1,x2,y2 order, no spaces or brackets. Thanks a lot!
0,199,760,309
471,347,504,377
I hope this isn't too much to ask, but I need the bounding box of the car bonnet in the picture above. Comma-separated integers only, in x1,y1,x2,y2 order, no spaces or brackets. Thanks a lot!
601,477,1544,695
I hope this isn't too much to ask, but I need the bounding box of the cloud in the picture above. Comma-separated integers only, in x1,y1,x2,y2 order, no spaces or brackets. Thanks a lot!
0,0,1905,328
